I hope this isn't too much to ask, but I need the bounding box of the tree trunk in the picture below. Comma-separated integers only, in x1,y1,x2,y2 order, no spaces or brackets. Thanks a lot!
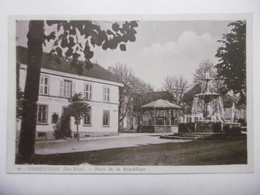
18,21,44,163
137,118,141,133
76,122,80,141
118,108,121,132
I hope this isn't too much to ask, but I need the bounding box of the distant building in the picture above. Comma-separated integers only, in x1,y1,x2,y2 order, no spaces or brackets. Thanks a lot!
16,46,123,140
223,96,247,123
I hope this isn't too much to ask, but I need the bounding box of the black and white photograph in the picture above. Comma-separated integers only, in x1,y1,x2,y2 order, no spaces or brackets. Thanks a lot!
1,0,260,194
6,14,253,174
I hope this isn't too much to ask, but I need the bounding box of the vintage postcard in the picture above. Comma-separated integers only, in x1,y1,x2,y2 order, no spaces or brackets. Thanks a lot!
7,14,253,174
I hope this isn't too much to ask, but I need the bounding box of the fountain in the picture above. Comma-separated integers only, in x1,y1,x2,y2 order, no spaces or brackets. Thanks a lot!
179,72,225,133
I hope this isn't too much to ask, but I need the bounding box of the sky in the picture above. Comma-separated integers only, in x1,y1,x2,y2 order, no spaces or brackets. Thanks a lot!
16,20,233,90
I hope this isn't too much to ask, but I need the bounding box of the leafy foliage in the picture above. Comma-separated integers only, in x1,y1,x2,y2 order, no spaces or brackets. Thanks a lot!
46,20,138,75
68,93,90,118
18,20,138,161
215,20,246,104
53,108,72,139
54,93,90,140
67,93,90,140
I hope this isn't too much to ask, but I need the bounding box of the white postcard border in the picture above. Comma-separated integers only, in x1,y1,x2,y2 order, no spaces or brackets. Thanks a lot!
7,13,254,174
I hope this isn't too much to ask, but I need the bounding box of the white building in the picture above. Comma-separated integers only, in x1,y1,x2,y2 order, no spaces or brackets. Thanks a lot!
224,102,247,123
17,46,123,140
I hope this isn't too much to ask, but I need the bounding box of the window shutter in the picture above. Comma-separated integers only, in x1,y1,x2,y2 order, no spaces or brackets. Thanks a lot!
84,83,86,98
39,86,43,94
90,85,92,100
72,82,76,95
107,87,110,102
60,80,64,97
40,76,43,84
103,87,106,101
39,76,43,94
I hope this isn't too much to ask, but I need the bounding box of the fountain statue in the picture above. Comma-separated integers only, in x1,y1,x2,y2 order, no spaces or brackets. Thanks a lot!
180,72,225,132
192,71,225,123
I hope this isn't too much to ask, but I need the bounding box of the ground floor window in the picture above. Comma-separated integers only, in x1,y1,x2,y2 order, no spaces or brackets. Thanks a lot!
37,132,46,138
103,110,110,126
37,105,48,124
83,108,92,125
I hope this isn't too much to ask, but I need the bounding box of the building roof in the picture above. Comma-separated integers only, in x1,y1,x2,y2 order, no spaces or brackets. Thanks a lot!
183,84,201,103
16,46,121,84
141,99,182,109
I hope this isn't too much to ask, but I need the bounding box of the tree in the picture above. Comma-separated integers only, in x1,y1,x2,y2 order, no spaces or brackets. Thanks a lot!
193,59,224,94
215,20,246,104
53,108,72,140
16,87,24,119
131,78,153,131
193,59,215,84
18,20,138,162
109,64,135,128
16,62,24,119
162,75,188,104
110,64,155,131
67,93,90,141
53,93,89,140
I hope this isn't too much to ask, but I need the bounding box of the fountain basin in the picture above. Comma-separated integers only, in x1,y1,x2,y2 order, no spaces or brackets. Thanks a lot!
223,122,241,134
178,122,222,133
178,122,242,134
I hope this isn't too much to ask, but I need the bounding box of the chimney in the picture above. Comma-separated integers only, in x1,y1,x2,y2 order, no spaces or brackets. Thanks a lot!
108,67,114,72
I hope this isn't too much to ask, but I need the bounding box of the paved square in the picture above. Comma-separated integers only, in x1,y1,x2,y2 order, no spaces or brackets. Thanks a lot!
35,133,191,155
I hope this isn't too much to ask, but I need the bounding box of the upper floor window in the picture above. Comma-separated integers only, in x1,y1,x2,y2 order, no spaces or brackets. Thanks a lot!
39,75,49,95
85,83,92,100
37,105,48,124
60,80,74,98
64,80,72,98
103,86,110,102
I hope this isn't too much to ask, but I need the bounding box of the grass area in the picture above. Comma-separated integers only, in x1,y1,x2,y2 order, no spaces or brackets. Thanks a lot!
25,134,247,166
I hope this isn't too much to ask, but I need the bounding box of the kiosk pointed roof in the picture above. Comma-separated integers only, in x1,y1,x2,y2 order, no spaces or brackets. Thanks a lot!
141,99,181,109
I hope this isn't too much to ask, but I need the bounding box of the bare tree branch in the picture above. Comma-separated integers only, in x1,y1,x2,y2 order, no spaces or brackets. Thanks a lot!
162,75,188,104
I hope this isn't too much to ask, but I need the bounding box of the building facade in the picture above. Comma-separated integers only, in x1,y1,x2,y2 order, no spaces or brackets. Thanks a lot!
224,102,247,123
17,47,123,140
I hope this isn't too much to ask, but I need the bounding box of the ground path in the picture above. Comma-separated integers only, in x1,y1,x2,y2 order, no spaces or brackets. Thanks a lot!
35,133,190,155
